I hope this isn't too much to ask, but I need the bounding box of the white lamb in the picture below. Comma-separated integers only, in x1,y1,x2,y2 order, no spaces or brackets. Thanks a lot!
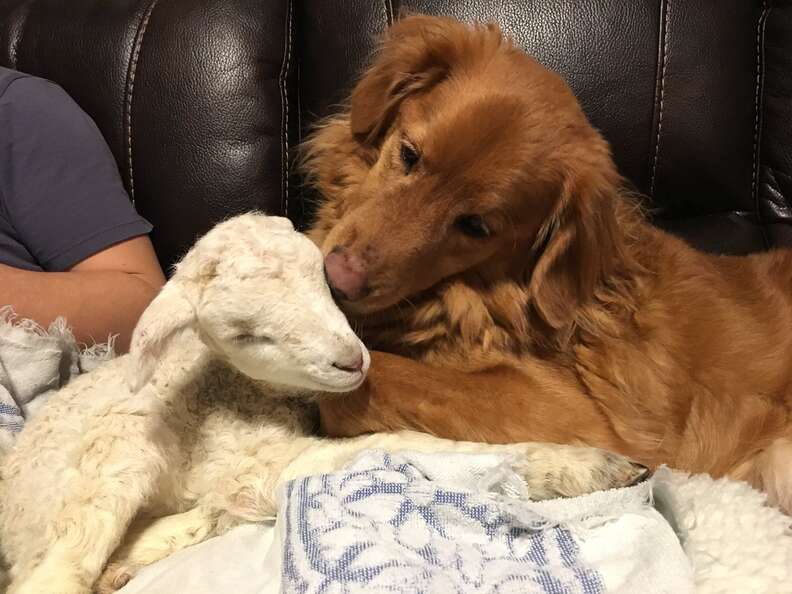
0,213,648,594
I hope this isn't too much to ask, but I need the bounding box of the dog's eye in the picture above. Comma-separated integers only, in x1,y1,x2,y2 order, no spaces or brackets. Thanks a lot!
234,334,274,345
400,142,420,173
455,215,491,239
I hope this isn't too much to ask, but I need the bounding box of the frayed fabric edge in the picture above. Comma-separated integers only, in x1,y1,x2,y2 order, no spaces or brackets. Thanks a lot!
0,305,50,338
0,306,116,360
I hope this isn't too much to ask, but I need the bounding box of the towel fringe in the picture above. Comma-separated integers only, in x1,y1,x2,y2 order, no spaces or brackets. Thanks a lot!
0,306,116,359
0,306,50,338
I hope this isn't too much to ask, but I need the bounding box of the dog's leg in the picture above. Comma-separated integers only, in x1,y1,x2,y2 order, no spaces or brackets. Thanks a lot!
95,507,218,594
7,427,168,594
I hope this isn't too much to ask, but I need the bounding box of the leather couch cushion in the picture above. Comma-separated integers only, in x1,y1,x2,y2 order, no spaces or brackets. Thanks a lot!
0,0,297,270
298,0,792,254
2,0,791,266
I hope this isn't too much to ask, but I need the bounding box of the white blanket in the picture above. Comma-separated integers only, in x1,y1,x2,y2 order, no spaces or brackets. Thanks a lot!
121,450,792,594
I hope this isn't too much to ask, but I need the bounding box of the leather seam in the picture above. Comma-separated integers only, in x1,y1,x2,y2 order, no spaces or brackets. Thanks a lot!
296,59,302,148
8,0,35,69
752,0,771,248
279,0,294,217
123,0,160,206
296,56,303,225
649,0,670,197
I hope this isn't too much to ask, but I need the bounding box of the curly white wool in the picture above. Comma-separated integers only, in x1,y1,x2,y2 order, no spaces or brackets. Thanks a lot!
653,468,792,594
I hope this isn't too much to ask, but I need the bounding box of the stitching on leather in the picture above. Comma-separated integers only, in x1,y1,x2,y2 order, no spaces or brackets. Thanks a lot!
123,0,160,206
8,0,35,69
649,0,670,197
296,61,302,147
279,0,294,217
752,1,771,248
296,57,304,223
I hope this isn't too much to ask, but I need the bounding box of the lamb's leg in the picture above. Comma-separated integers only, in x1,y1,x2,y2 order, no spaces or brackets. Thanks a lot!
279,431,650,500
219,432,648,524
215,433,648,526
95,508,218,594
7,430,167,594
92,480,285,591
92,449,297,593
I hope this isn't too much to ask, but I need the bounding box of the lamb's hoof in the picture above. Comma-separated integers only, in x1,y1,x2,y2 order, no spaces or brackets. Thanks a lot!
564,451,653,496
513,446,653,500
626,460,653,486
95,563,137,594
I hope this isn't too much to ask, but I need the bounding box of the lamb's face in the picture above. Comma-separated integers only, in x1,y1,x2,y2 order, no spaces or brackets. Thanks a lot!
193,216,370,394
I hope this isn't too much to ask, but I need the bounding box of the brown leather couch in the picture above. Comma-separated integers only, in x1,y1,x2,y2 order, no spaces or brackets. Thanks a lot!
1,0,790,271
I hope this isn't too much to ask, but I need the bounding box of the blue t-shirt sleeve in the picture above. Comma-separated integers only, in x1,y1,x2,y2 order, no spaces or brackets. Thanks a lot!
0,76,152,271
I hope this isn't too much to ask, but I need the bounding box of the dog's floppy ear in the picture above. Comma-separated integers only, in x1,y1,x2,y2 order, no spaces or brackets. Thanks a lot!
126,281,196,393
350,16,471,143
528,163,625,333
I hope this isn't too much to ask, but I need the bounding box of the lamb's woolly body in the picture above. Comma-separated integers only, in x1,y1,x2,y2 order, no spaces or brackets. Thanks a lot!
0,214,646,594
0,332,308,579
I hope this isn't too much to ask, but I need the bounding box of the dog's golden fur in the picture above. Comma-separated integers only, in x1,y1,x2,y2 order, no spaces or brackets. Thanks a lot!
304,16,792,512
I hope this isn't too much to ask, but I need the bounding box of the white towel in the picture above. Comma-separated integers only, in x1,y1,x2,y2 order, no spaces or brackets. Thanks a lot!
276,450,694,594
0,306,114,450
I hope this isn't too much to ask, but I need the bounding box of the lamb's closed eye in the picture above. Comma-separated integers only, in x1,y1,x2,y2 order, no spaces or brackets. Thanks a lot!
227,319,274,345
233,333,274,344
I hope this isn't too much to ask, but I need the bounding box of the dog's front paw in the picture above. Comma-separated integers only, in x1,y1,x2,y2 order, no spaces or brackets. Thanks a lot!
95,562,139,594
510,444,651,500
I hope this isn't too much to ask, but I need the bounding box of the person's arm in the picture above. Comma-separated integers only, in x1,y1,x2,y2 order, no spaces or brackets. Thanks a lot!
0,73,165,351
0,235,164,352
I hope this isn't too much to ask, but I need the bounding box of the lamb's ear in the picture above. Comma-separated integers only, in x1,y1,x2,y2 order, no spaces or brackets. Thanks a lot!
350,16,473,143
126,281,196,393
264,216,295,233
528,166,624,332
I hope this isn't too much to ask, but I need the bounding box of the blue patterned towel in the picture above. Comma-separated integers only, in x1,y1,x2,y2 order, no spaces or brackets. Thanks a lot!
278,450,694,594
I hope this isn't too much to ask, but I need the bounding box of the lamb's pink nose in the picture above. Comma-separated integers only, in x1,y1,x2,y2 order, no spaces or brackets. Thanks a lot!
332,351,364,373
324,247,368,301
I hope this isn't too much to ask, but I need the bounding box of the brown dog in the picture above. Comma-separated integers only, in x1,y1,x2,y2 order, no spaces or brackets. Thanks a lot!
304,15,792,513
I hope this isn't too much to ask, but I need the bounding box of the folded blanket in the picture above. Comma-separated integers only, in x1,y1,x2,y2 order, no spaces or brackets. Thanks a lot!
0,306,114,450
276,450,694,594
